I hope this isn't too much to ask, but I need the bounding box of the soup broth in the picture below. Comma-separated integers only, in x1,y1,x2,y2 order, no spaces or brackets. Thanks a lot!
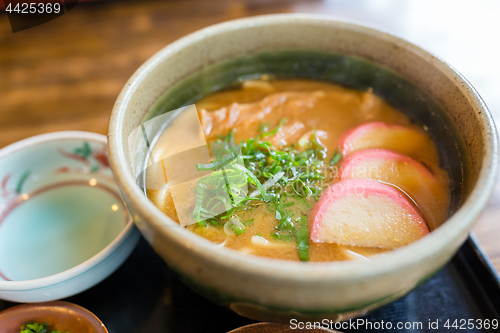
148,79,451,262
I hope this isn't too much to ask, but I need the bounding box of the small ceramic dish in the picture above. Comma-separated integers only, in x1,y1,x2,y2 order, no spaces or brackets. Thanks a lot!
0,301,108,333
227,323,338,333
0,131,140,303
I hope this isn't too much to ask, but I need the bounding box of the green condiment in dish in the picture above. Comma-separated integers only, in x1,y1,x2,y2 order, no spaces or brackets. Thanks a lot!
20,321,68,333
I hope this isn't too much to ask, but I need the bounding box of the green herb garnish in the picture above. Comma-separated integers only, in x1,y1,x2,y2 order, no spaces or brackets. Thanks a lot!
329,146,342,165
262,118,287,138
20,321,68,333
230,224,245,235
243,218,254,226
296,216,310,261
270,232,295,241
193,119,330,261
196,146,239,171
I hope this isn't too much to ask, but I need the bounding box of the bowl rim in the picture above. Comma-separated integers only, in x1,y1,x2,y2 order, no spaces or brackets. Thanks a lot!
108,14,499,281
0,131,135,291
0,301,108,332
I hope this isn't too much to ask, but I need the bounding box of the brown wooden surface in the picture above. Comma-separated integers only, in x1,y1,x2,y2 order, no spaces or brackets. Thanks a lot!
0,0,499,273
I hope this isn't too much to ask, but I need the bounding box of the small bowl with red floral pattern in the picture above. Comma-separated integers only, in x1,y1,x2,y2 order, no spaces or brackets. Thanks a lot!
0,131,140,302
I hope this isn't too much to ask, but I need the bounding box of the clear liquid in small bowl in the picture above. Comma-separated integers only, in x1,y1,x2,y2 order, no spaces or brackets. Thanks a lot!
0,181,127,281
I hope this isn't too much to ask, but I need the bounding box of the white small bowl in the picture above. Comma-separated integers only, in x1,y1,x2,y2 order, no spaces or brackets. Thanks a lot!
0,131,140,302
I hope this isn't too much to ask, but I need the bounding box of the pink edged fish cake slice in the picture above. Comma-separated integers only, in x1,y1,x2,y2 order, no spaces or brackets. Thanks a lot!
339,148,438,199
310,178,429,249
338,121,438,166
339,148,450,228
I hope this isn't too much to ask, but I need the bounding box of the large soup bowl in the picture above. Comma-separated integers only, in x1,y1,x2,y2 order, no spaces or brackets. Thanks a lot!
108,14,498,322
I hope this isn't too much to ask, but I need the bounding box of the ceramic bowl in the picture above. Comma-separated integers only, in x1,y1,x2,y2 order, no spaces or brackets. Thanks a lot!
0,131,140,302
0,301,107,333
227,322,336,333
108,14,498,322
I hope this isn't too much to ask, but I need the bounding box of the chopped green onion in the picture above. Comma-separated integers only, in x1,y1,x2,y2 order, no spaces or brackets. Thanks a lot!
262,118,287,138
298,137,308,147
191,118,331,261
296,216,309,262
259,122,270,133
329,147,342,165
196,147,239,171
277,217,294,231
193,182,207,223
233,164,270,201
230,225,245,235
292,179,313,197
270,232,295,241
311,126,325,149
243,218,254,226
227,129,235,144
224,218,246,236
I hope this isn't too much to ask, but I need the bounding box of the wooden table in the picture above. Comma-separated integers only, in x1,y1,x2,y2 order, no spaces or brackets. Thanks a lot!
1,0,499,272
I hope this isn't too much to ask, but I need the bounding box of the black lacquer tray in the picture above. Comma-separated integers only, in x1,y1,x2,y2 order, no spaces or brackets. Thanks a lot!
1,234,499,333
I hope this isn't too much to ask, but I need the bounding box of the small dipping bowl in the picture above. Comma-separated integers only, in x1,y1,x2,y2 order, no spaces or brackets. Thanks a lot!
0,301,108,333
0,131,140,302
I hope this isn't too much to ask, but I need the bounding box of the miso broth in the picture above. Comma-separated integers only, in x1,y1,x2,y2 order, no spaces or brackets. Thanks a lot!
147,79,451,262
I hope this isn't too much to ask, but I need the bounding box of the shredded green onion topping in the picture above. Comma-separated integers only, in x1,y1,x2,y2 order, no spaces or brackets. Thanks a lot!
192,119,342,261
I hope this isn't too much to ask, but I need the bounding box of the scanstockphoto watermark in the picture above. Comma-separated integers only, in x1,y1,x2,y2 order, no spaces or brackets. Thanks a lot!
290,318,499,331
290,319,424,331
